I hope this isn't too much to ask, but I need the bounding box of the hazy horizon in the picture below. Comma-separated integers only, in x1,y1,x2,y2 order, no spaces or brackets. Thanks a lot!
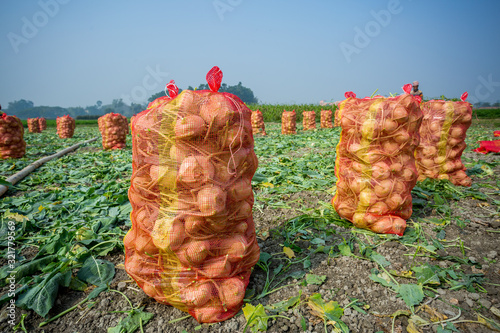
1,0,500,109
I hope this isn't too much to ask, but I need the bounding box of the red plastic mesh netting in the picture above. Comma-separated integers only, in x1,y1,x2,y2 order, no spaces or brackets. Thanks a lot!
56,115,76,139
473,140,500,154
281,110,296,134
302,111,316,131
98,113,128,150
124,69,260,323
473,130,500,154
38,117,47,131
27,118,41,133
334,92,356,127
415,93,472,186
251,110,266,136
320,110,333,129
332,87,423,236
0,113,26,159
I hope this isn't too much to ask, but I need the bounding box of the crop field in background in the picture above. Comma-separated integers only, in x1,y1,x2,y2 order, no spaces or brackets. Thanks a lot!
17,107,499,126
0,114,499,333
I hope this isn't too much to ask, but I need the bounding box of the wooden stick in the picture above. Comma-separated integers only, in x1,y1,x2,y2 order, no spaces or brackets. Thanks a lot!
0,137,99,197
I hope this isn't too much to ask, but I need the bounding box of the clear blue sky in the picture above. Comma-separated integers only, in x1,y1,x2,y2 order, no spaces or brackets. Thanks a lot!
1,0,500,108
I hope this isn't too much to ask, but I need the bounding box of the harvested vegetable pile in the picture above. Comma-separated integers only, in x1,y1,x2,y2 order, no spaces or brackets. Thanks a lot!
56,115,76,139
320,109,333,128
27,117,41,133
251,109,267,135
38,117,47,131
0,113,26,159
98,113,128,150
302,111,316,131
281,110,296,135
125,68,260,324
415,93,472,186
332,86,422,236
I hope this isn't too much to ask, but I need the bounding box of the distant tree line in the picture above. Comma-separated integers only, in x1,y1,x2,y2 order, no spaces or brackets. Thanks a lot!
4,98,144,120
76,115,101,120
474,101,500,108
3,82,258,119
148,82,258,104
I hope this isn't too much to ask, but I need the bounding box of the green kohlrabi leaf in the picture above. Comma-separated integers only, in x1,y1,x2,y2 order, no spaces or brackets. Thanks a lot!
370,252,391,267
396,284,424,309
307,293,348,333
16,271,65,317
107,306,154,333
305,274,327,286
265,292,301,313
77,256,115,299
412,264,441,286
243,303,270,332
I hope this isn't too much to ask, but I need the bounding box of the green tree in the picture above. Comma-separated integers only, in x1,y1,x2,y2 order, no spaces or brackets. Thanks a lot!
112,99,125,108
66,106,85,118
197,83,209,90
147,82,258,104
148,91,165,103
130,103,144,115
225,82,258,104
7,99,34,113
15,106,68,119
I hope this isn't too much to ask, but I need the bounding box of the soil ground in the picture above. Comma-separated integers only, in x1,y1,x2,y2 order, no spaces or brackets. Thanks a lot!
1,122,499,333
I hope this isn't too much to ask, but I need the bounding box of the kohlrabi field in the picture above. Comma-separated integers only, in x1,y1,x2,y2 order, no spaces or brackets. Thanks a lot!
1,115,499,333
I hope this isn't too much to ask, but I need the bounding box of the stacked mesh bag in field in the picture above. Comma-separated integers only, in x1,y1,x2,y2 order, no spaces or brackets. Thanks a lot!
415,93,472,186
124,68,260,323
281,110,296,134
332,86,423,236
302,111,316,131
27,118,41,133
0,113,26,159
56,115,75,139
38,117,47,131
320,110,333,128
251,110,266,135
98,113,128,150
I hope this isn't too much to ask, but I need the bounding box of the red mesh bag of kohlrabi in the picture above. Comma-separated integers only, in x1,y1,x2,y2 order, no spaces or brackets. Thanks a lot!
302,111,316,131
38,117,47,131
27,118,41,133
334,92,357,127
281,110,296,134
98,113,128,150
320,110,333,128
473,140,500,154
124,68,260,323
332,85,423,236
129,115,136,132
415,92,472,186
0,113,26,159
57,115,76,138
251,109,267,135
